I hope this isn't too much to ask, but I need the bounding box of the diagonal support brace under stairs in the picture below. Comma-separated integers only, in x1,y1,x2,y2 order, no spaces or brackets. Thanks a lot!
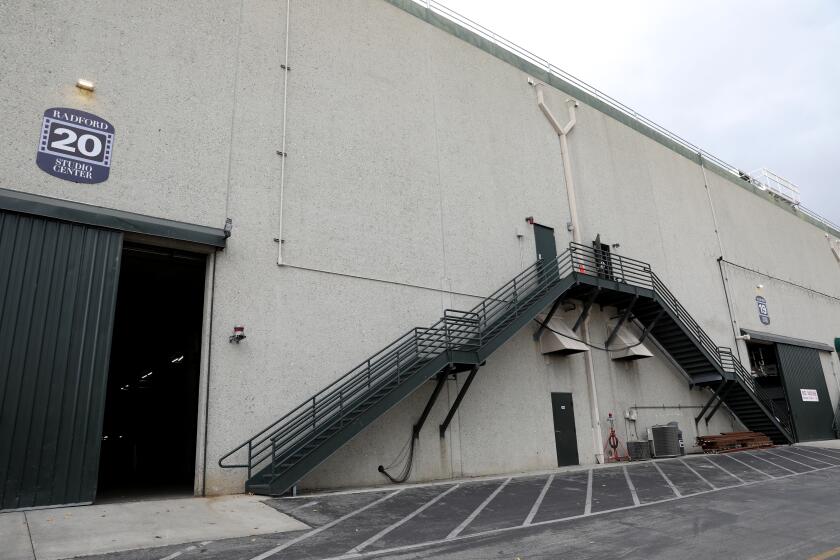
695,380,732,424
533,297,563,341
605,295,638,348
440,365,480,437
704,381,736,425
572,287,601,332
413,372,448,438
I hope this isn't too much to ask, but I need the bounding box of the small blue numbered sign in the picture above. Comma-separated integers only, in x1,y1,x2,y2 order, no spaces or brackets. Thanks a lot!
756,295,770,325
36,107,114,184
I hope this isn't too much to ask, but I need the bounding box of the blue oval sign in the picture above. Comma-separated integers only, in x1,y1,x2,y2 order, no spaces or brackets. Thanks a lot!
756,295,770,325
36,107,114,184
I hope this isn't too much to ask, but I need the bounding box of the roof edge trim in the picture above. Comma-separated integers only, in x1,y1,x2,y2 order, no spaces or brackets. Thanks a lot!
384,0,840,239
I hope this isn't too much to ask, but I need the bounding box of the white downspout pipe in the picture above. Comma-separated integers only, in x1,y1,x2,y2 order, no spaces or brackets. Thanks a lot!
535,84,605,464
537,86,581,242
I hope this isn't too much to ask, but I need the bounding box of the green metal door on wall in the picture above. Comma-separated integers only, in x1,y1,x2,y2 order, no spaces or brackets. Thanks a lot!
534,224,557,285
0,211,122,510
776,344,835,442
533,224,557,263
550,392,579,466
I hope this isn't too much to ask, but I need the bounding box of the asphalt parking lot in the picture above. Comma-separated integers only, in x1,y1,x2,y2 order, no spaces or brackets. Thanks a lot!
82,445,840,560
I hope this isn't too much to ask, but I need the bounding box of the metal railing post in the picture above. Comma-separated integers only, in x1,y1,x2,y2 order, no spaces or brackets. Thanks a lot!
512,278,519,315
247,441,253,478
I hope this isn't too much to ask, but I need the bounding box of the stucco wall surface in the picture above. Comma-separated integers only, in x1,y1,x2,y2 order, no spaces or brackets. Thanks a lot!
2,0,837,497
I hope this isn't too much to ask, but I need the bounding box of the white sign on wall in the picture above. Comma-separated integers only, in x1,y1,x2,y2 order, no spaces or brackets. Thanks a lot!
800,389,819,402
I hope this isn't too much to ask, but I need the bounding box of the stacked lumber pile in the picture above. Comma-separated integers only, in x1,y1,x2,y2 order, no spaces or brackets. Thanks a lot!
696,432,774,454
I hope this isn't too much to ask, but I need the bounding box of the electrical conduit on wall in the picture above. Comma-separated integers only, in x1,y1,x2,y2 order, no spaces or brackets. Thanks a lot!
277,0,291,265
699,154,744,360
534,83,605,464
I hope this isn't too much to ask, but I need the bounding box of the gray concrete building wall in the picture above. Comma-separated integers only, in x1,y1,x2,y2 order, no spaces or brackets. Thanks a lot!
1,0,837,498
0,0,244,226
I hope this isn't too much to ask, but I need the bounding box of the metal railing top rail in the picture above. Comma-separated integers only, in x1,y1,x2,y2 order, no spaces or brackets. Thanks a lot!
221,240,789,477
797,205,840,233
220,249,577,472
718,347,793,435
650,273,720,365
565,244,723,369
407,0,840,236
748,168,801,205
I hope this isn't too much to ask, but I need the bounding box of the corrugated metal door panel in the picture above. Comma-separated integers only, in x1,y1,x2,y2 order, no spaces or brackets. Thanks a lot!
0,211,122,510
776,343,835,442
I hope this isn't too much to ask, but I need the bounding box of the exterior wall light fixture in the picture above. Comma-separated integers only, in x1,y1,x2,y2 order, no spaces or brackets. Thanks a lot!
75,79,95,92
229,325,246,343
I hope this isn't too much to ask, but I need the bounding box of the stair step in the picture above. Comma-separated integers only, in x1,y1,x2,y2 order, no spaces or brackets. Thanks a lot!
653,334,692,343
682,362,715,371
660,344,700,354
238,258,801,497
672,354,706,363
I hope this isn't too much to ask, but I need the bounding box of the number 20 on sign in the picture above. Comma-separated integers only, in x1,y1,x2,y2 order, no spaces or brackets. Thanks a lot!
36,107,115,184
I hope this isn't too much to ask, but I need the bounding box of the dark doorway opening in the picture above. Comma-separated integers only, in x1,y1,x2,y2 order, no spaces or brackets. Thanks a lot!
592,234,614,280
746,340,791,430
97,244,206,501
550,392,579,466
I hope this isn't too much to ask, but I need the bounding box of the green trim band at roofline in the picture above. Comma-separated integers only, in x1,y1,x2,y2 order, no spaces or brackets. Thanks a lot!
0,187,228,248
384,0,840,239
741,329,835,353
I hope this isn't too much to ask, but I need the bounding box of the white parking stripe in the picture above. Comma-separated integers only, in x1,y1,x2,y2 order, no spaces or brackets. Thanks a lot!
523,474,554,526
790,447,840,463
247,489,402,560
158,545,196,560
584,469,593,515
725,453,774,477
446,478,511,540
652,461,682,497
316,459,840,560
622,466,640,506
289,500,319,512
347,484,459,554
765,449,821,469
679,459,716,490
703,457,745,484
745,451,797,474
802,446,840,456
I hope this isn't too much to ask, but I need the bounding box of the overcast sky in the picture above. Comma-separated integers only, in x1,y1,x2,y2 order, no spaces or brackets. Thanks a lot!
441,0,840,226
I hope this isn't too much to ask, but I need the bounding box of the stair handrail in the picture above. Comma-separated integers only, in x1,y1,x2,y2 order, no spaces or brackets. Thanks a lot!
219,249,576,475
565,243,724,372
650,273,723,369
221,240,795,483
717,347,793,435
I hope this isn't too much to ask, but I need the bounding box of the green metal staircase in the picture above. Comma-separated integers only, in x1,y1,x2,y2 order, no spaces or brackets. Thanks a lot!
219,243,793,496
